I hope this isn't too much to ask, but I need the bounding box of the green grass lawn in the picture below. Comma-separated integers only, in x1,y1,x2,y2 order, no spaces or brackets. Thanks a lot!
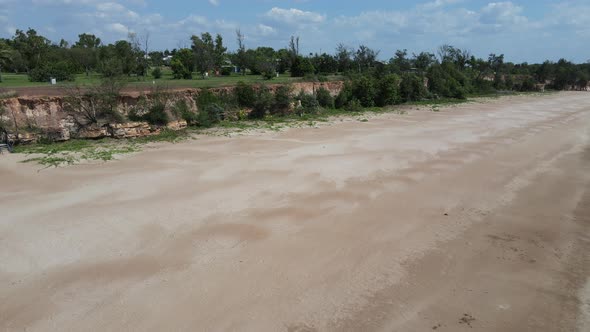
0,68,343,89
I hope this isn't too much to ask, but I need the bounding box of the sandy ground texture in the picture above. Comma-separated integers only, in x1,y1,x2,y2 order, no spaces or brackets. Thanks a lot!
1,92,590,331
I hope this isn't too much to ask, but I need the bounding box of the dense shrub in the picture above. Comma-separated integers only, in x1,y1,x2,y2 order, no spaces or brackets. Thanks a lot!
234,81,256,108
250,87,274,119
170,49,194,80
291,56,315,77
100,58,124,78
129,102,169,125
317,75,329,82
195,89,219,110
346,98,363,112
427,64,466,99
472,78,495,95
262,67,276,80
504,75,514,90
400,73,427,102
172,99,197,124
143,103,169,125
220,67,233,76
493,73,504,90
29,61,75,82
376,74,401,106
296,91,320,114
197,103,223,127
335,82,352,109
351,75,377,107
151,67,162,79
519,77,537,92
171,58,192,79
273,85,292,114
449,79,466,99
316,87,334,108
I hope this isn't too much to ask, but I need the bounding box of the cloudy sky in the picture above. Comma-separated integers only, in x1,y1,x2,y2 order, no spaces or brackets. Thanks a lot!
0,0,588,63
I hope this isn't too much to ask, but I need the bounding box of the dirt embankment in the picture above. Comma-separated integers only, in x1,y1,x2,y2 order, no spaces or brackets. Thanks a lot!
0,81,344,142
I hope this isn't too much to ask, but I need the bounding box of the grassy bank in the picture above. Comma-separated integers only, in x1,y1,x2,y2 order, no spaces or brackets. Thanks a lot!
0,69,342,89
14,129,189,167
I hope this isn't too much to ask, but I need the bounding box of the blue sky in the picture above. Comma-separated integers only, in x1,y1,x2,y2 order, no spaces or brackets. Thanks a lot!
0,0,588,63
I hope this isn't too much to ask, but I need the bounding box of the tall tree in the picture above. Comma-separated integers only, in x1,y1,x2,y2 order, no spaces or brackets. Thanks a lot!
354,45,379,72
289,36,300,59
12,28,51,72
213,33,227,72
0,41,13,82
72,33,101,76
389,49,411,73
74,33,101,49
235,29,247,75
191,32,214,75
412,52,436,73
335,43,353,73
128,32,148,77
170,48,194,79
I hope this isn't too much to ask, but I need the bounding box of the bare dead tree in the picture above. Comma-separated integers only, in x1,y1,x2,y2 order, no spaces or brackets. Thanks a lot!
289,36,300,58
142,31,150,77
62,79,125,126
236,29,247,75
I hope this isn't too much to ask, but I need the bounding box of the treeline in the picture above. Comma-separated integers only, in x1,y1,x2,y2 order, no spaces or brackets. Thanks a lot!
0,28,589,95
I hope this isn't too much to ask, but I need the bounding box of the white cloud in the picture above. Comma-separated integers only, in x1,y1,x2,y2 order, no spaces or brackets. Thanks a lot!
95,2,140,21
549,1,590,35
419,0,463,10
255,23,276,36
208,0,219,6
96,2,125,12
480,2,527,26
264,7,325,25
106,22,128,34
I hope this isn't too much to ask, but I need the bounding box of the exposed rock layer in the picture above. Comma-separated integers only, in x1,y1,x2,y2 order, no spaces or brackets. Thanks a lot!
0,81,343,143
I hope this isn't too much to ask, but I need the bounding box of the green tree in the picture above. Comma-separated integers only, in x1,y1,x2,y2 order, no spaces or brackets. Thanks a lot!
316,87,335,108
389,49,412,73
272,85,292,115
291,56,314,77
311,53,338,74
354,45,379,73
109,40,139,76
75,33,101,49
351,75,377,107
171,48,194,79
0,41,13,82
250,87,274,119
192,32,225,75
336,43,353,73
412,52,436,73
234,81,256,108
400,73,426,102
376,74,401,106
72,33,101,76
213,34,227,71
12,28,51,72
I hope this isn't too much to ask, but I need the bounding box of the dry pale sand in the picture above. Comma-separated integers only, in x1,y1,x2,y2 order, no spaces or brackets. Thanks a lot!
1,92,590,331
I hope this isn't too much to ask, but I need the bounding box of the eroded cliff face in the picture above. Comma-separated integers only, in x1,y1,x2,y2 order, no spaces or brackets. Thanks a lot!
0,81,344,143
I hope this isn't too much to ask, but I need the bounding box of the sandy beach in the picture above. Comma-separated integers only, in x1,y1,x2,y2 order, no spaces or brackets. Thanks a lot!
1,92,589,331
